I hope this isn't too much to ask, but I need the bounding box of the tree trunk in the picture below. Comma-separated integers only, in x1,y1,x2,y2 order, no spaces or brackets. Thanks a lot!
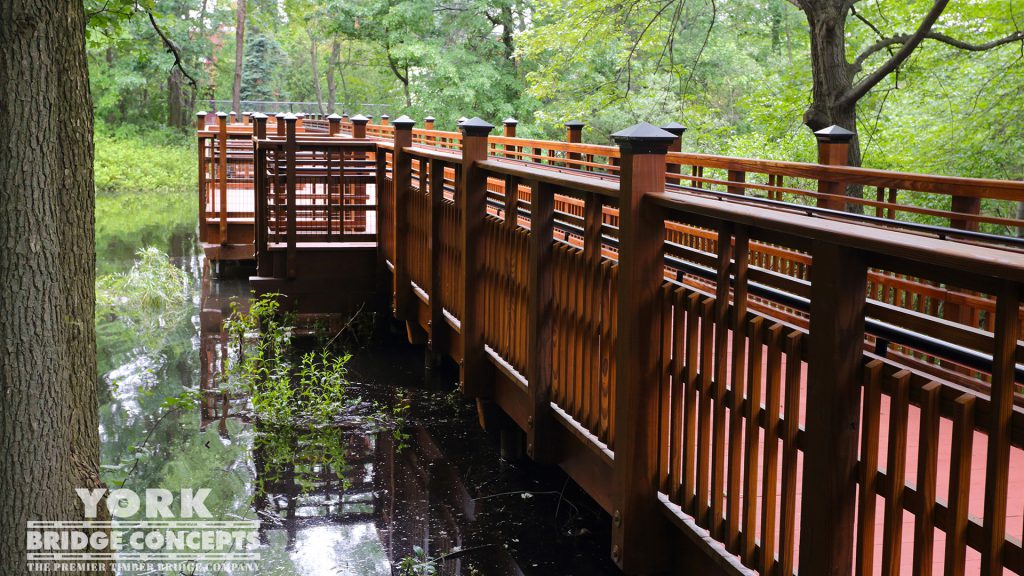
326,40,340,114
308,29,324,115
168,67,183,129
801,1,863,209
231,0,247,115
0,1,103,575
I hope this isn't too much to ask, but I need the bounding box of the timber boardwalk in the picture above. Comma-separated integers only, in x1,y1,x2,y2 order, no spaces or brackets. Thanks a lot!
197,109,1024,575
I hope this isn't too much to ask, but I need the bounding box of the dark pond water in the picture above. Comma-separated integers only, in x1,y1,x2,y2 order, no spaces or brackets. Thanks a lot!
96,243,618,575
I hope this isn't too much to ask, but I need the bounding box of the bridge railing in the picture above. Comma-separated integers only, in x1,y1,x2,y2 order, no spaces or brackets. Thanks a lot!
381,119,1024,575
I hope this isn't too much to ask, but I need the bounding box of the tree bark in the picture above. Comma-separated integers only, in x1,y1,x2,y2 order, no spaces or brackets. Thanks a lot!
168,67,183,129
0,1,103,575
231,0,247,115
326,40,340,114
308,29,324,115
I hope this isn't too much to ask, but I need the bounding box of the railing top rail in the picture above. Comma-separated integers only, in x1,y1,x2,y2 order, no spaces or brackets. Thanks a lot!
669,151,1024,199
478,158,620,198
650,188,1024,284
403,145,462,163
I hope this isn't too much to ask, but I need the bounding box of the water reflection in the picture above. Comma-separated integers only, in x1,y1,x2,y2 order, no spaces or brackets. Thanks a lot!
98,252,616,575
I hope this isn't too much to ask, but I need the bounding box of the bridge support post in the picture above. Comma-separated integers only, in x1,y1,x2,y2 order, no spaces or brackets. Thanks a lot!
610,122,676,573
252,113,268,265
392,116,417,325
565,121,583,166
814,125,854,211
217,112,229,245
798,241,867,576
458,117,495,397
284,114,298,279
197,111,208,245
526,179,554,462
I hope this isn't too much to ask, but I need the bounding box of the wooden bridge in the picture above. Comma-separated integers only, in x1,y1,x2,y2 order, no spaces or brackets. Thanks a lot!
197,109,1024,575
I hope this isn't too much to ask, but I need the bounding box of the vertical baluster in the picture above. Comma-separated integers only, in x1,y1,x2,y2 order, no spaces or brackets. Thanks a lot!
742,316,765,565
727,226,750,552
944,394,975,576
857,360,883,576
711,222,733,539
881,370,912,576
912,382,942,576
761,323,785,573
778,331,803,576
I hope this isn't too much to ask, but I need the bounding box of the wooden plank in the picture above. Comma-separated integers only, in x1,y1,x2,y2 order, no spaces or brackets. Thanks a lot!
881,370,911,576
683,291,700,513
760,323,784,574
742,316,765,565
527,179,554,461
912,381,941,576
944,394,975,576
727,226,751,553
778,331,803,576
856,360,884,576
711,222,733,539
697,297,716,526
982,281,1020,575
798,241,867,575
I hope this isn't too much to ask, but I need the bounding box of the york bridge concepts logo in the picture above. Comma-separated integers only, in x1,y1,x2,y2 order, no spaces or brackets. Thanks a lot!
26,488,260,572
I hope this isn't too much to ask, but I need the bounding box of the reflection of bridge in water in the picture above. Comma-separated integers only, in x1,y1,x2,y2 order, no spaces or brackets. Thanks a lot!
197,266,610,575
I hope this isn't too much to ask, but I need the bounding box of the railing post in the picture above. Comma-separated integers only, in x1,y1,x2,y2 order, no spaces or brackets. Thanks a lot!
458,117,495,396
252,113,268,264
284,114,298,278
424,116,436,147
295,113,304,132
392,115,416,323
950,195,981,231
814,125,854,211
610,122,676,573
217,111,229,245
197,111,208,244
660,122,686,178
350,114,368,139
429,158,447,359
327,113,341,137
798,240,867,576
275,112,287,137
502,117,517,160
380,113,390,126
565,120,584,166
526,179,554,462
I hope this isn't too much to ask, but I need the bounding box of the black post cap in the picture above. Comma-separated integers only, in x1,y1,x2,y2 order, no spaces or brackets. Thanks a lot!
424,115,436,122
457,116,469,124
392,115,416,129
350,114,369,125
216,111,228,118
660,121,687,137
196,110,208,117
459,117,494,137
814,125,855,143
327,113,342,121
503,117,518,126
380,113,390,120
283,113,298,122
564,120,585,129
251,112,268,120
275,112,287,119
611,122,678,153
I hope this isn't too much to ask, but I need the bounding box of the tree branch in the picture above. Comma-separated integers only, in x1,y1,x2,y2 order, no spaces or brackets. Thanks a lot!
838,0,949,108
147,10,198,91
852,29,1024,73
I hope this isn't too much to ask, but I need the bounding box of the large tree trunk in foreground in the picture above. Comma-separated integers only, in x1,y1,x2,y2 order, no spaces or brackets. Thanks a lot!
231,0,247,114
0,1,102,575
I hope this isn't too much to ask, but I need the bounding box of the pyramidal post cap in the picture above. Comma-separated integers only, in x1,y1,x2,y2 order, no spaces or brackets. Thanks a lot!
350,114,370,124
275,112,287,118
814,125,855,143
380,113,390,119
392,115,416,129
216,111,229,118
424,116,436,122
564,120,585,129
459,117,494,137
197,110,208,117
660,121,687,137
502,117,518,126
251,112,268,120
283,113,298,122
327,113,342,121
611,121,677,142
457,116,469,124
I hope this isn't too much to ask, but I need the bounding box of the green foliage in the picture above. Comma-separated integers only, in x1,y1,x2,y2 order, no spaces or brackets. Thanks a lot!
242,33,285,101
397,546,437,576
222,293,354,425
